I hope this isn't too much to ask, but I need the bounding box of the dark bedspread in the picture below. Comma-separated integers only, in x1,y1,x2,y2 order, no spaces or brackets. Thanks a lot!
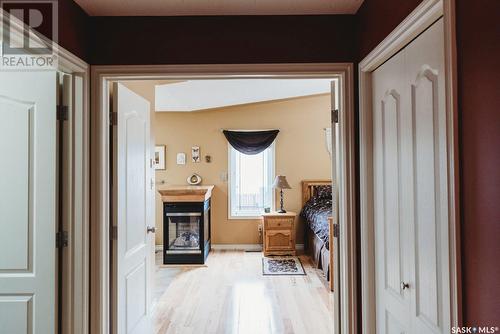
300,196,332,249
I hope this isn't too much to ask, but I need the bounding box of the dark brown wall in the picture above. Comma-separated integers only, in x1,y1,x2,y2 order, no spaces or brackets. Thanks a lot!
356,0,423,60
357,0,500,327
456,0,500,325
89,15,356,65
57,0,90,61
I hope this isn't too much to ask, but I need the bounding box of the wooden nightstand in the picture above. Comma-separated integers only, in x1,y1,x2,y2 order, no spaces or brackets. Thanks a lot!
261,212,296,256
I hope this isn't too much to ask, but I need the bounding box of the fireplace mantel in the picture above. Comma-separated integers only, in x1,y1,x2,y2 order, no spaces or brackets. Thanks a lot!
158,185,214,203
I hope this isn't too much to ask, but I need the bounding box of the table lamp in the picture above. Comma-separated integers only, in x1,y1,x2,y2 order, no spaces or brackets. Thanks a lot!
272,175,291,213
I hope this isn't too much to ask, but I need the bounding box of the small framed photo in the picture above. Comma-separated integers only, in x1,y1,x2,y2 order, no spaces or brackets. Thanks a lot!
154,145,166,170
191,146,200,163
176,152,186,165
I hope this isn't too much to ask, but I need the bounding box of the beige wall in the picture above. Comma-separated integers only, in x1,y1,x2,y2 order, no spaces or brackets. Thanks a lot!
154,94,332,246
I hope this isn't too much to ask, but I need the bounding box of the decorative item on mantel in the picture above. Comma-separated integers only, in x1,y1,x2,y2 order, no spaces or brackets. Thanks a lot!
273,175,292,213
187,173,202,185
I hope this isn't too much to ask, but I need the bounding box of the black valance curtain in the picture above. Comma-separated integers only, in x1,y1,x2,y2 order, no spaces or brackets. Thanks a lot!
223,130,279,155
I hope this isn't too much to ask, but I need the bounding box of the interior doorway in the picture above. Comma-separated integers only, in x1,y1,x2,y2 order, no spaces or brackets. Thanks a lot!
116,78,340,333
90,64,357,334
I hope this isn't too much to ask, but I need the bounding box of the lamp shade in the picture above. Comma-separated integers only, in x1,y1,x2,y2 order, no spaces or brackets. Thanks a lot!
272,175,291,189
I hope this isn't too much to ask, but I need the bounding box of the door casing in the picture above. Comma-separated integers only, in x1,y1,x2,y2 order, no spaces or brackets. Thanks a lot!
90,63,356,334
358,0,461,332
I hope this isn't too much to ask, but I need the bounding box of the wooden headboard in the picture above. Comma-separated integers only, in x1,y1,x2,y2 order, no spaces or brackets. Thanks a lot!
301,179,332,207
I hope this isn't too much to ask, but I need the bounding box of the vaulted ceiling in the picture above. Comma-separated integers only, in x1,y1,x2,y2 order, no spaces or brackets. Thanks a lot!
154,79,332,112
74,0,364,16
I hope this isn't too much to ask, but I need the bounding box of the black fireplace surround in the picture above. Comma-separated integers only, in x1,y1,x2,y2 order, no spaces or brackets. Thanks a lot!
163,199,211,264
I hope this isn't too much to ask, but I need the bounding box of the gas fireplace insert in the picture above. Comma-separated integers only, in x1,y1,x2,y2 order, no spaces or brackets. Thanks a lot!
163,199,211,264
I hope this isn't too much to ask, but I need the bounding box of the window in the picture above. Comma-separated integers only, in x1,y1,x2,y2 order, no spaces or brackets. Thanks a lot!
228,144,274,218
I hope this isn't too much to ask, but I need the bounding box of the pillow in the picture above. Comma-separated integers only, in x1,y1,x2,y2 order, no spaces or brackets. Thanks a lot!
315,185,332,199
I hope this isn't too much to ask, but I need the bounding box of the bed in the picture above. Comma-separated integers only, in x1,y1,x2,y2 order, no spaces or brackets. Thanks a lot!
300,180,334,291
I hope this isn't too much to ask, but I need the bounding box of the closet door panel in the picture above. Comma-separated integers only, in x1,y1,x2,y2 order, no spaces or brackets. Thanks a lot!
372,17,449,334
405,18,449,334
0,71,57,333
373,51,412,334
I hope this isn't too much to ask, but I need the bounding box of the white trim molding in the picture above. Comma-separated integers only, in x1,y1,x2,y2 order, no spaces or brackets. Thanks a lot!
358,0,443,71
57,51,91,334
212,244,263,251
210,244,305,251
90,63,356,334
358,0,461,332
156,243,306,252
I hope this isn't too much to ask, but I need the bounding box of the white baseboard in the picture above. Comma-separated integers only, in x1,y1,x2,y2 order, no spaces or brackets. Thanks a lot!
211,244,262,251
211,243,304,251
156,243,262,252
156,244,304,252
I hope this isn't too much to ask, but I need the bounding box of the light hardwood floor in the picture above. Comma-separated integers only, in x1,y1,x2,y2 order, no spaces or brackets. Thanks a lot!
153,250,334,334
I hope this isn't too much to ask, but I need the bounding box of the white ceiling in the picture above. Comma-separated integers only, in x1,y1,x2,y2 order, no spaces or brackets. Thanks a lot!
75,0,364,16
155,79,332,112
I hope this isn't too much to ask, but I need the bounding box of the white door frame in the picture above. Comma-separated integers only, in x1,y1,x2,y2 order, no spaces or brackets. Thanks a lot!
358,0,461,332
90,63,357,334
1,9,91,334
55,42,91,334
54,37,91,334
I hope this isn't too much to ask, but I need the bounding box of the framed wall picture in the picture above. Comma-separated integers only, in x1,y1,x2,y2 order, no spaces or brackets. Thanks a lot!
154,145,166,170
176,152,186,165
191,146,200,163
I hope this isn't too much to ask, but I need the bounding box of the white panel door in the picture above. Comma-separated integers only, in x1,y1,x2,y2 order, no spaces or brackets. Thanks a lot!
113,83,153,334
373,46,413,334
405,19,449,334
372,18,449,334
0,71,56,333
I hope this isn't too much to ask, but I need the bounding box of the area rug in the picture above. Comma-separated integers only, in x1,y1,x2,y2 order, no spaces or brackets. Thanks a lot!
262,256,306,276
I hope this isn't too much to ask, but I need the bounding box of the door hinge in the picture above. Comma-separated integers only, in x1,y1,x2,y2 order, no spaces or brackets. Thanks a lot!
57,105,69,121
331,109,339,124
333,223,340,238
110,112,118,126
111,226,118,240
56,231,68,248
